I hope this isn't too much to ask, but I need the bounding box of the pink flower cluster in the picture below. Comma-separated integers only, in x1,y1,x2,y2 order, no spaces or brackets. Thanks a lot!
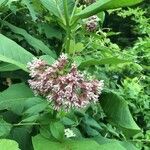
28,53,104,111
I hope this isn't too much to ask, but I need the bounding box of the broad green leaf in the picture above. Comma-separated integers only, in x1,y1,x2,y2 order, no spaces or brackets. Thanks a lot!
100,91,140,137
40,0,62,18
2,21,56,58
0,139,20,150
0,116,12,137
75,0,143,18
40,0,75,18
50,121,65,141
0,62,19,71
0,83,34,114
79,57,129,69
0,34,34,71
32,134,101,150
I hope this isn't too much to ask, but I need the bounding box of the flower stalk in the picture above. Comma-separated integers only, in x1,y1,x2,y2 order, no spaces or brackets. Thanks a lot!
63,0,71,54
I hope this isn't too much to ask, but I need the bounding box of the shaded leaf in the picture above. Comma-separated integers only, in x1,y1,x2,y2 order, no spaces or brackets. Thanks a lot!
0,83,34,114
0,116,12,137
23,97,48,116
10,127,32,150
22,97,48,122
82,115,102,130
41,23,62,40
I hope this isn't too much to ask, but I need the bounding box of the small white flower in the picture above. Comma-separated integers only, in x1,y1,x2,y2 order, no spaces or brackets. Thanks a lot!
64,128,76,138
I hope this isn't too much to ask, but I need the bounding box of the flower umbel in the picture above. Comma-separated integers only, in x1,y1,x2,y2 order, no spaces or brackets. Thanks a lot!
28,53,104,111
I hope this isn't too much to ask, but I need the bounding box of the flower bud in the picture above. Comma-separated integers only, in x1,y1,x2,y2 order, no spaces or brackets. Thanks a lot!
85,15,99,32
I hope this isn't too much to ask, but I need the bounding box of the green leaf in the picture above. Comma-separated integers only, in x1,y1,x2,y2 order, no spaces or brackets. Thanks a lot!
61,117,76,126
0,139,20,150
0,62,19,71
97,11,105,24
41,23,62,40
0,0,9,7
100,91,140,137
93,136,138,150
50,121,65,141
82,115,102,130
83,125,100,137
21,114,39,123
40,0,62,18
69,41,84,54
0,83,34,114
75,42,84,52
24,102,47,115
98,142,126,150
2,21,56,58
0,116,12,137
0,34,35,72
121,141,139,150
40,0,75,18
23,97,48,118
79,57,129,69
10,127,32,150
32,134,101,150
22,0,38,21
75,0,143,18
40,55,55,65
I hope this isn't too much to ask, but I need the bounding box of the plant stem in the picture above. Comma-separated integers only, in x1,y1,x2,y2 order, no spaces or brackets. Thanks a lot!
129,139,150,143
13,122,41,126
65,28,71,54
54,0,66,24
70,0,79,24
63,0,71,54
